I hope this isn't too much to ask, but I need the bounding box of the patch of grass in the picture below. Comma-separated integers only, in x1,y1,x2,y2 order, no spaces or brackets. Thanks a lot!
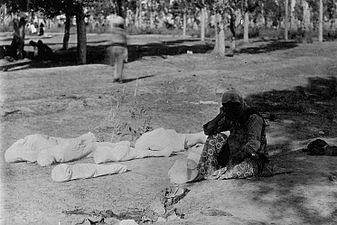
126,25,182,36
92,86,153,143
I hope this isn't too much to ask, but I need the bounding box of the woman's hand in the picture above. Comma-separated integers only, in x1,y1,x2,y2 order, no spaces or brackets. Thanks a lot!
203,109,226,135
203,121,217,135
220,106,225,115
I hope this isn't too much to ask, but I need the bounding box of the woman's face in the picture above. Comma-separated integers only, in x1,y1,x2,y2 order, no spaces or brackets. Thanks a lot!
222,101,243,120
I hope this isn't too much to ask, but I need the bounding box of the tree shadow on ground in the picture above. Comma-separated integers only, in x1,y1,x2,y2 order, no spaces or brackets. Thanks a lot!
244,76,337,224
245,76,337,142
2,39,300,72
119,75,155,84
250,150,337,224
2,39,213,71
50,39,213,65
127,41,213,62
236,40,298,54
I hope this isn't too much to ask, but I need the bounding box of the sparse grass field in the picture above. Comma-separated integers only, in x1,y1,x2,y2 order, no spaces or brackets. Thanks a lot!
1,33,337,225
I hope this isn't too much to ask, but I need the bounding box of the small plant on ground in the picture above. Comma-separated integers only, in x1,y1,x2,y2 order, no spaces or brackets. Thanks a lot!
126,100,153,142
92,86,127,142
93,86,153,143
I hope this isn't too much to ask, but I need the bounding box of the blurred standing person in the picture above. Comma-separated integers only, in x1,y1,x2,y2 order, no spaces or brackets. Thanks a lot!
39,22,45,36
106,16,128,83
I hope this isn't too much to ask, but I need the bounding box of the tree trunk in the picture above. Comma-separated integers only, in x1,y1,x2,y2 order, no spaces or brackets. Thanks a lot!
302,0,312,43
135,6,140,28
150,9,154,29
330,20,334,30
318,0,323,42
62,14,71,50
18,18,26,59
11,17,26,59
183,10,187,37
139,3,143,28
214,16,219,51
243,11,249,43
290,0,297,31
116,0,124,18
1,5,7,24
285,0,289,40
213,13,225,57
76,7,87,64
200,4,205,41
229,11,236,53
260,1,265,27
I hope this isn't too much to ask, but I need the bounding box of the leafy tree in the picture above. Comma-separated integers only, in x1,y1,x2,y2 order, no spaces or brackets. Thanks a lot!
299,0,336,42
2,0,86,63
241,0,260,42
0,0,29,59
2,0,125,64
170,0,199,36
210,0,260,55
325,0,337,29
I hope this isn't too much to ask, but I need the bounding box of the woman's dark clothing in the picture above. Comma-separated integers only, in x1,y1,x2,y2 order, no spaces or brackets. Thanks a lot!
196,106,268,180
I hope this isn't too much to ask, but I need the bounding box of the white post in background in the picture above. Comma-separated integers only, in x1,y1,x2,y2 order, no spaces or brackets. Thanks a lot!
319,0,323,42
243,0,249,43
201,0,205,41
285,0,289,40
183,10,187,37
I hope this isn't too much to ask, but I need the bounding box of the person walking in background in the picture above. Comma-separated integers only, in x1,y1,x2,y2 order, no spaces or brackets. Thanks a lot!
105,16,128,83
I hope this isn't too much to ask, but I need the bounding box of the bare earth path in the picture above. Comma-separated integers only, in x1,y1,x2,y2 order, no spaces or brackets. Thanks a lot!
1,38,337,225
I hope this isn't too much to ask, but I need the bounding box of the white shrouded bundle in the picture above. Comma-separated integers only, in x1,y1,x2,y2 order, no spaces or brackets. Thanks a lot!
135,128,186,152
5,134,67,163
134,128,207,152
93,141,131,164
37,132,96,166
5,128,208,167
4,132,97,166
51,163,128,182
93,140,174,163
168,144,204,184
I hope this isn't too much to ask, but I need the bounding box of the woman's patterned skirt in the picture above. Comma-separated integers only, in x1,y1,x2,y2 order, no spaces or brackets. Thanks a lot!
195,133,260,181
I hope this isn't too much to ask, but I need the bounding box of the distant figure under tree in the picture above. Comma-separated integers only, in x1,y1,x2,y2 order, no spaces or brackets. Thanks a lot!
29,40,54,60
39,22,45,36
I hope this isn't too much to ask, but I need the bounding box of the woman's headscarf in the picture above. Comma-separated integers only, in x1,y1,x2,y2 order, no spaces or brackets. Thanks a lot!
221,89,248,118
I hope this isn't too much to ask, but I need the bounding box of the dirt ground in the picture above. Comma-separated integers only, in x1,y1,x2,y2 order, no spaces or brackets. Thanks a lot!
0,35,337,225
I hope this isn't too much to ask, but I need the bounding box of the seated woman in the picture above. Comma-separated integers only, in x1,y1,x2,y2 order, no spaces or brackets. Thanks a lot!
194,89,269,180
